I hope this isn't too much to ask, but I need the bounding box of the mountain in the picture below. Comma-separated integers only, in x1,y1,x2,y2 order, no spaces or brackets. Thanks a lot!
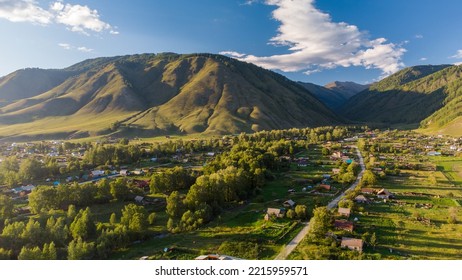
340,65,455,127
298,82,350,110
0,53,341,140
299,81,368,110
324,81,369,99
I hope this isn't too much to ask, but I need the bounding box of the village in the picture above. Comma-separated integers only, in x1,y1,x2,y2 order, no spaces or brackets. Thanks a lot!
0,128,461,260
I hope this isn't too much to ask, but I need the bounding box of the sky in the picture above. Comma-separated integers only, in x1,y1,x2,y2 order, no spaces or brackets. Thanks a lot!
1,0,462,85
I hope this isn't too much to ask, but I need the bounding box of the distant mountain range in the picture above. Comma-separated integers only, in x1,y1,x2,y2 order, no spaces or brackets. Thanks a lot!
0,53,342,140
298,81,368,110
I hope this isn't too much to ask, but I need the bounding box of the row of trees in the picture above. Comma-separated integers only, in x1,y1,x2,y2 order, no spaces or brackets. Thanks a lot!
0,203,155,260
28,178,143,214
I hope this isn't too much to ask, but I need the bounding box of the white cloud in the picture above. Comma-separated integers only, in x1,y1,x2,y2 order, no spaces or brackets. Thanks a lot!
0,0,116,35
225,0,405,76
420,57,428,61
52,2,112,34
77,46,93,53
451,50,462,59
219,51,247,58
415,34,424,39
58,42,71,50
241,0,259,5
0,0,53,24
58,42,93,53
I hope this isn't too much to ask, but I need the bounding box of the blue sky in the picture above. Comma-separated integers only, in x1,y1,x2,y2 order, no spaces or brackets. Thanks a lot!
1,0,462,85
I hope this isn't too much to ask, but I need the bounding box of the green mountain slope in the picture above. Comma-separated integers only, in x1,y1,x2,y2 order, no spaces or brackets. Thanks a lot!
340,65,454,126
0,53,341,140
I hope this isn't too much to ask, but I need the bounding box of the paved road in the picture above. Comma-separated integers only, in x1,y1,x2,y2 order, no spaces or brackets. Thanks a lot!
274,145,365,260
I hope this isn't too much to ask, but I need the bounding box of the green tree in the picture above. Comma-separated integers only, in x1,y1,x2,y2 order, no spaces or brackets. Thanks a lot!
361,170,377,186
18,246,43,260
0,248,12,260
295,205,308,219
286,209,296,219
42,242,57,260
18,157,44,182
109,213,117,225
28,186,59,214
67,238,95,260
110,178,129,201
370,232,378,248
67,204,77,221
70,207,96,240
166,191,185,219
0,194,14,220
120,204,148,232
148,212,156,225
308,207,332,239
22,218,44,245
46,216,69,246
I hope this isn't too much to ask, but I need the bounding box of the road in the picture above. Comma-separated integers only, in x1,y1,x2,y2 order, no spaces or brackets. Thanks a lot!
274,145,365,260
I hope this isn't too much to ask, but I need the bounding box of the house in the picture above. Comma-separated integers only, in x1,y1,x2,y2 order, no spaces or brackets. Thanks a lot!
91,170,105,177
134,196,144,204
195,254,242,260
334,220,354,232
361,188,375,195
132,169,144,175
338,207,351,218
354,195,368,203
298,159,308,167
341,237,364,253
120,169,130,176
332,168,341,175
283,199,296,208
11,184,35,194
266,208,286,219
377,188,392,199
318,184,331,191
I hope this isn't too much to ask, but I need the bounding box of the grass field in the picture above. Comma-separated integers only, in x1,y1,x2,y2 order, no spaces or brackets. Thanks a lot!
355,156,462,259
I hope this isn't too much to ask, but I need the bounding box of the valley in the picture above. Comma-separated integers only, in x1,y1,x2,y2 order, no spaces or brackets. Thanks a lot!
0,127,461,260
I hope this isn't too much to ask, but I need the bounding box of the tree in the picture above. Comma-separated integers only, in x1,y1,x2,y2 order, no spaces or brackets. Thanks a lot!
166,191,185,219
370,232,378,248
286,209,296,219
109,213,117,225
46,216,69,246
67,238,95,260
42,242,57,260
22,218,44,246
110,178,129,201
120,204,148,232
18,157,44,182
70,207,96,240
0,248,12,260
0,194,14,220
294,205,308,220
18,246,43,260
28,186,59,214
361,170,377,186
308,207,332,239
148,212,156,225
67,204,77,221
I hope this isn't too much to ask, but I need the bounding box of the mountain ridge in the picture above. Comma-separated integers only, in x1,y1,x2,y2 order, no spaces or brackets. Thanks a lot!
0,53,342,140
